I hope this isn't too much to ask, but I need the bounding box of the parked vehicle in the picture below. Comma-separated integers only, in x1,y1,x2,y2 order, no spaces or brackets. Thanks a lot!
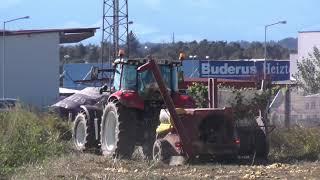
0,98,18,112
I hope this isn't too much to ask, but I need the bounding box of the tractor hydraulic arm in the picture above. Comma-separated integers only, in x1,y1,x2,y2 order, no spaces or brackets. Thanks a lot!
137,57,193,158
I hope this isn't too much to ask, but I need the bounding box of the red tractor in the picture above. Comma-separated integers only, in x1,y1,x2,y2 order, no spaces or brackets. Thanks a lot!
73,55,195,158
72,55,240,161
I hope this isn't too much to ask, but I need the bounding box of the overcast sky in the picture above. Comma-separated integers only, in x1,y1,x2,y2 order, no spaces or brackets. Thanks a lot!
1,0,319,44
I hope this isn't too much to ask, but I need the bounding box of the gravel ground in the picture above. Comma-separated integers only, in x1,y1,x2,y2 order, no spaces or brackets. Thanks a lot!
11,152,320,180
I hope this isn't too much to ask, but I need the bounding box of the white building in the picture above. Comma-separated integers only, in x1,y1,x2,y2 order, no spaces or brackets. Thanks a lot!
0,28,97,107
290,31,320,78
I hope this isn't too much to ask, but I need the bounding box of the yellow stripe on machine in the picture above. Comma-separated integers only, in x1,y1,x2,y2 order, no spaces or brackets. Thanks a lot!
156,108,186,134
156,123,173,134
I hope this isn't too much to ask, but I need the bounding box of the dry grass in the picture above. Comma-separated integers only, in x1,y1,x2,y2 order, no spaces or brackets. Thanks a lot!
270,127,320,161
12,152,320,180
10,127,320,179
12,152,226,180
3,106,320,179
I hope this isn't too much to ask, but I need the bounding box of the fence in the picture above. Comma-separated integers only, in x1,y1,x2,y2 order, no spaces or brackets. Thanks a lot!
216,87,320,128
217,88,263,127
269,90,320,128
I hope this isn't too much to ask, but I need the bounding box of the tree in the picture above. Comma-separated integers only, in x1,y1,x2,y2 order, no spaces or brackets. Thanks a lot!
59,37,292,63
128,31,141,57
294,47,320,94
243,42,264,59
76,43,87,59
188,83,208,108
87,45,100,62
198,39,210,59
225,42,243,59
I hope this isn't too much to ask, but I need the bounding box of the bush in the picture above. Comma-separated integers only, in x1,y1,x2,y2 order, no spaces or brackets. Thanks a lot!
187,83,208,108
187,83,278,122
0,105,71,176
227,88,272,126
270,127,320,161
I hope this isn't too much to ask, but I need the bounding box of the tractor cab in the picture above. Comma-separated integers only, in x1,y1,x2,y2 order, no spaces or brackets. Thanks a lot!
111,58,182,102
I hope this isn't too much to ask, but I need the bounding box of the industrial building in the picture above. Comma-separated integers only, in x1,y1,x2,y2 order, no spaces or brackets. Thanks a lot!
0,28,98,107
290,31,320,78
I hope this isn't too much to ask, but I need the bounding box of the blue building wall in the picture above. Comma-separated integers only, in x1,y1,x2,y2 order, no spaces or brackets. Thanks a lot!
63,59,290,90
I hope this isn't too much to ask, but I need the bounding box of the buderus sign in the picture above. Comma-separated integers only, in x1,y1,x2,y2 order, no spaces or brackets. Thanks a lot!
199,60,290,81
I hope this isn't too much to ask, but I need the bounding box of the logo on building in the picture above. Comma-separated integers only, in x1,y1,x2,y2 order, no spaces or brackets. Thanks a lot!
199,60,290,81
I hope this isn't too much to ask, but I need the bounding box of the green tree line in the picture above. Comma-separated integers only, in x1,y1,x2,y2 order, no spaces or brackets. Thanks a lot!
60,36,296,63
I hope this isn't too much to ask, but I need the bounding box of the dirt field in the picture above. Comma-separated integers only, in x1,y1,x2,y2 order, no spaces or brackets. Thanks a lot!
12,152,320,180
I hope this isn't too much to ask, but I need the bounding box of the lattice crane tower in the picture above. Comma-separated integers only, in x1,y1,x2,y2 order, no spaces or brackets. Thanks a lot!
101,0,130,66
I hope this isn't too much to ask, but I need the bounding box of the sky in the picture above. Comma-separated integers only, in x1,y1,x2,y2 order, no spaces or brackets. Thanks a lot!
1,0,319,44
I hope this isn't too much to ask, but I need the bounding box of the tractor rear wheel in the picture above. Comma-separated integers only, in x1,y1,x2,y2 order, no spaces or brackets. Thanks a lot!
100,102,137,159
72,112,97,151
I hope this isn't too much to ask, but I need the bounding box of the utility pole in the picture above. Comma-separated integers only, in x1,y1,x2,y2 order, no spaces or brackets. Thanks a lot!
284,86,291,129
263,20,286,82
172,32,175,44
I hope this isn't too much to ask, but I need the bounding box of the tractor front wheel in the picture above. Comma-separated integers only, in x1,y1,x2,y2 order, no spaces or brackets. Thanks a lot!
100,102,137,159
72,112,97,151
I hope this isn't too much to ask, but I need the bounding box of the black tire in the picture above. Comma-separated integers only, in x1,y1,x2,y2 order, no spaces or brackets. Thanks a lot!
153,140,173,164
100,102,137,159
142,110,160,159
72,112,97,151
254,129,269,160
142,129,157,159
216,154,239,164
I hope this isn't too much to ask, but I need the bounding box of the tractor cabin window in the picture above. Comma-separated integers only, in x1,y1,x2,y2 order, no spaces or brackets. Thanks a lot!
113,64,121,91
121,65,137,90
